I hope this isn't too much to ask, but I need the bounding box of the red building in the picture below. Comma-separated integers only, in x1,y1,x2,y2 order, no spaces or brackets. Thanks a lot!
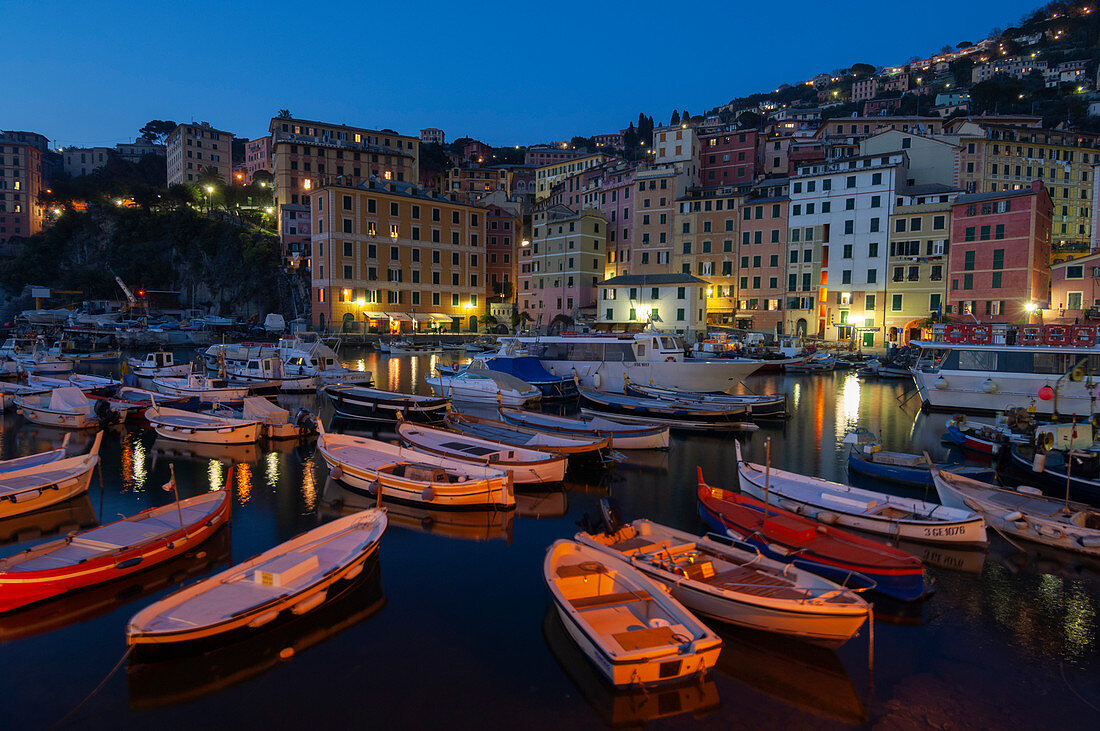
947,181,1053,322
863,98,903,116
462,140,493,163
485,204,521,302
0,131,48,246
698,129,757,186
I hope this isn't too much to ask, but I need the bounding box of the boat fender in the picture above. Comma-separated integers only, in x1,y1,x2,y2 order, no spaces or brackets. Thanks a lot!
1037,524,1064,539
421,487,435,501
816,510,839,525
665,356,675,362
592,372,601,390
778,498,800,513
1079,535,1100,548
344,563,364,581
329,464,343,480
290,591,327,615
366,481,379,495
1002,511,1024,522
114,556,144,570
247,610,280,628
1032,453,1046,472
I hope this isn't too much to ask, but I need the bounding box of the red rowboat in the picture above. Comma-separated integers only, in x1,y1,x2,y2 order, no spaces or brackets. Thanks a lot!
0,489,231,613
697,468,927,602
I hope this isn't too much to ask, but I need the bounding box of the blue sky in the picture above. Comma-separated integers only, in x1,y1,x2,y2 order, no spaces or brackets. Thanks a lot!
6,0,1043,148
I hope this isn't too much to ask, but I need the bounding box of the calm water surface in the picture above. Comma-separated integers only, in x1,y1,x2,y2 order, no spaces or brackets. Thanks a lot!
2,348,1098,729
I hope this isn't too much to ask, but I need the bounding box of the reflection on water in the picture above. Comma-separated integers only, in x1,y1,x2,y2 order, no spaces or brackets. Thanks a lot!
120,431,147,493
207,460,225,492
299,454,317,513
0,495,98,546
235,462,253,505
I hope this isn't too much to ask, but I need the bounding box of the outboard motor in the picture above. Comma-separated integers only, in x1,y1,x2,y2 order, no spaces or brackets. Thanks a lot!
93,398,119,425
599,497,625,535
295,408,318,435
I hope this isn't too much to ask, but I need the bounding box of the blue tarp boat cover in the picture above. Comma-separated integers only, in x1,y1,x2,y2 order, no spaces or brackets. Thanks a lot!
484,356,568,384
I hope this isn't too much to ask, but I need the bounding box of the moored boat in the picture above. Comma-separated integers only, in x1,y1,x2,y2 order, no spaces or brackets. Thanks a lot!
0,432,102,520
145,406,261,445
444,411,611,466
0,489,231,613
153,374,251,403
577,513,870,646
14,386,126,428
579,387,753,432
498,407,669,450
324,384,447,424
427,370,541,406
844,431,994,488
127,351,192,378
396,420,567,484
475,355,579,401
225,355,319,393
126,508,387,649
543,539,723,688
734,441,988,547
623,381,787,418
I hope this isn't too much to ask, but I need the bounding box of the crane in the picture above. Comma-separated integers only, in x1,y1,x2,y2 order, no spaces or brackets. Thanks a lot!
106,265,143,314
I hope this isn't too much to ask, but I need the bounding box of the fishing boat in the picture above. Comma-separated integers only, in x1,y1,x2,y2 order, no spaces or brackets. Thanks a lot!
427,370,541,406
145,406,262,445
0,382,48,412
0,435,70,475
579,388,754,432
0,432,102,520
931,467,1100,556
502,332,762,394
0,489,231,613
941,417,1016,456
126,351,192,378
844,431,994,488
498,407,669,450
474,355,579,401
236,397,316,439
317,427,515,510
577,512,870,647
14,386,126,428
783,352,835,373
68,373,122,393
444,411,611,466
543,539,722,688
623,381,787,418
126,508,387,650
225,355,319,393
324,384,447,424
734,441,987,547
152,374,251,403
396,420,567,484
697,468,927,602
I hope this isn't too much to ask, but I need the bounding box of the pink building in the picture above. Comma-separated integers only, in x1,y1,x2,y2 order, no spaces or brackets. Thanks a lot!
592,162,638,277
519,206,607,324
698,129,757,186
244,137,271,183
592,133,623,150
485,204,521,302
1048,251,1100,322
947,181,1053,323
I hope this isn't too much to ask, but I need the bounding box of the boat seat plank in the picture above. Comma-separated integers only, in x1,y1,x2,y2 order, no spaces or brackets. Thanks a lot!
701,566,805,600
556,563,605,578
571,590,652,610
613,626,677,651
609,536,657,553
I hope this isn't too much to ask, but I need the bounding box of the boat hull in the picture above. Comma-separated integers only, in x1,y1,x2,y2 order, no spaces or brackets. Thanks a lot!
325,388,446,424
542,360,761,394
151,422,261,445
847,451,994,488
914,368,1099,416
0,464,95,521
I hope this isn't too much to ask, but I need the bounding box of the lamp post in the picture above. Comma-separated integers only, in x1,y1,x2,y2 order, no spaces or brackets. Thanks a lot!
204,185,214,213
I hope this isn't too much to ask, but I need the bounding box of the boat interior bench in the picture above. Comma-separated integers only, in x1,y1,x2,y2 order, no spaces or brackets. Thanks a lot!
570,590,652,610
612,626,677,651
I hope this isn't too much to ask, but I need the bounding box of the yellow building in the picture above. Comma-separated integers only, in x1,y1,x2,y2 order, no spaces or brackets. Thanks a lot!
670,187,741,323
166,122,233,186
534,153,609,200
310,178,487,332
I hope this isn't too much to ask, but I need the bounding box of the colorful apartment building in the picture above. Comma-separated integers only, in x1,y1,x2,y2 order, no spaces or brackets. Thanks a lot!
884,188,959,343
166,122,233,186
420,128,445,145
524,145,587,167
734,181,789,332
243,137,272,183
672,187,742,325
851,78,879,102
534,153,609,200
814,116,946,159
593,162,638,278
1047,251,1100,322
631,165,690,275
0,130,47,245
518,206,606,323
485,204,521,302
445,166,512,204
698,129,757,186
309,178,486,332
596,273,707,337
652,125,700,185
946,182,1053,323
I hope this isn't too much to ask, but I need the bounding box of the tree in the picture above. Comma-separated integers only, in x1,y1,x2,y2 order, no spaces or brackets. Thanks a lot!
670,110,681,126
736,111,763,129
277,109,292,119
849,63,876,77
680,110,690,123
569,135,590,150
138,120,176,144
548,313,573,334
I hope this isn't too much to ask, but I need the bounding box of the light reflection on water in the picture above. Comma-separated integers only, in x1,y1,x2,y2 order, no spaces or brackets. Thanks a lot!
207,459,225,492
235,463,253,505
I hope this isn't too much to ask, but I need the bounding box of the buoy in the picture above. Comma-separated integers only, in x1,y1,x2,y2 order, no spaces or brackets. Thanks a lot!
330,465,343,480
934,376,948,390
1038,385,1055,401
279,647,295,660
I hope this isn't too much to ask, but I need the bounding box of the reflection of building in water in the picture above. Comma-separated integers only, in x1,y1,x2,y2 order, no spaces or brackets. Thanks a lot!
207,460,225,491
235,463,253,505
835,373,862,434
299,456,318,513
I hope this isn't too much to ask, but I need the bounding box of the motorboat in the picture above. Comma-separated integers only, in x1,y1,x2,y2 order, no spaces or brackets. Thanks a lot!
0,432,102,520
317,427,514,510
396,421,567,484
577,514,870,647
0,490,230,613
932,467,1100,556
444,412,611,467
145,406,262,445
543,539,722,688
209,397,316,440
622,381,788,419
225,355,319,393
127,351,192,378
324,384,447,424
153,374,251,403
697,469,927,602
734,440,987,547
578,388,753,432
473,355,578,401
0,382,48,412
126,509,387,650
502,332,762,393
844,431,994,488
427,370,541,406
498,407,669,450
390,342,441,356
14,387,126,428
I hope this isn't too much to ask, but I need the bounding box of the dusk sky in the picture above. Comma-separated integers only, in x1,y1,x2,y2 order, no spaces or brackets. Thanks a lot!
9,0,1044,148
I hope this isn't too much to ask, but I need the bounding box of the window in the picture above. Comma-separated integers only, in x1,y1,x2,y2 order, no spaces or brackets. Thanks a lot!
992,272,1002,289
846,176,856,188
992,249,1004,270
842,270,852,284
1068,292,1084,309
963,273,973,289
964,251,975,271
1067,265,1084,279
891,294,902,311
964,227,975,242
866,294,876,311
930,293,941,312
959,351,996,371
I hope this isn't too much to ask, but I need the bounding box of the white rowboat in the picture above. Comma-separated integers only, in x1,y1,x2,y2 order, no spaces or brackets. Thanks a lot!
145,406,261,445
396,421,567,484
0,432,102,520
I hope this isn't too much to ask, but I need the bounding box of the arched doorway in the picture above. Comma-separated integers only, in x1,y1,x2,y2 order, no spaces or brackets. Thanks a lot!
795,318,807,336
469,315,478,332
888,326,898,343
318,313,325,331
341,312,354,332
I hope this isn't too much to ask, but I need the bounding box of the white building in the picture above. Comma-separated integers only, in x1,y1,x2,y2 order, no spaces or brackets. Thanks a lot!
166,121,233,186
652,125,700,186
597,273,708,338
788,153,908,345
62,146,111,177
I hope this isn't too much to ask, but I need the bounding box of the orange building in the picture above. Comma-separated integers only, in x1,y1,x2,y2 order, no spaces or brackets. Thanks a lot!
0,130,47,245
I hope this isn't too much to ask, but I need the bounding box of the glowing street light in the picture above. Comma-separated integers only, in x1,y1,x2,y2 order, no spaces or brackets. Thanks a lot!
1024,302,1038,313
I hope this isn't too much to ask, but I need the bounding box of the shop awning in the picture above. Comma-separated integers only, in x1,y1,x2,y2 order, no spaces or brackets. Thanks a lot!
364,311,387,319
386,312,412,322
428,313,455,322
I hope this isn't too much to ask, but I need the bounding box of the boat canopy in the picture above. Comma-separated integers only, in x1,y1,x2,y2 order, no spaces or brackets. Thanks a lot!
482,356,568,384
242,396,289,426
50,387,91,412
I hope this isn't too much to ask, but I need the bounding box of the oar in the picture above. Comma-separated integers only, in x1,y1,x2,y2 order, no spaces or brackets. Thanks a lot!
167,463,189,542
763,437,772,519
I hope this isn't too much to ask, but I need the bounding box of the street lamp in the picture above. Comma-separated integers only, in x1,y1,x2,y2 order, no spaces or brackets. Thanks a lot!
204,185,214,212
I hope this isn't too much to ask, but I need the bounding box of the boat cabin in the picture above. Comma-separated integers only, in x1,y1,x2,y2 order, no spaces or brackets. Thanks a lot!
520,334,685,364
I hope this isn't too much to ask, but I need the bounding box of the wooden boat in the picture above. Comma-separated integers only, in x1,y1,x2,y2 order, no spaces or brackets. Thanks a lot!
225,355,319,393
0,382,48,412
784,352,835,373
1000,444,1100,506
317,426,515,510
0,434,70,475
390,342,441,355
544,539,722,688
323,384,447,424
0,432,102,520
145,406,261,445
476,355,579,401
152,374,251,403
932,467,1100,556
577,518,870,647
14,386,126,428
579,388,754,432
127,351,192,378
697,469,927,602
844,431,994,488
624,381,788,419
396,420,567,484
734,441,987,547
498,407,669,450
68,373,122,392
941,418,1015,455
445,411,610,466
427,370,541,406
0,490,230,613
126,508,387,649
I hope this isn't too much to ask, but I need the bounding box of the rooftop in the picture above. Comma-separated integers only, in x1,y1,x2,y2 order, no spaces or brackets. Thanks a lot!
601,273,707,286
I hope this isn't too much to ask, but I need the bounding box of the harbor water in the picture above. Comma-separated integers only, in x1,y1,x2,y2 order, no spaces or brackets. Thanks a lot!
2,349,1098,729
